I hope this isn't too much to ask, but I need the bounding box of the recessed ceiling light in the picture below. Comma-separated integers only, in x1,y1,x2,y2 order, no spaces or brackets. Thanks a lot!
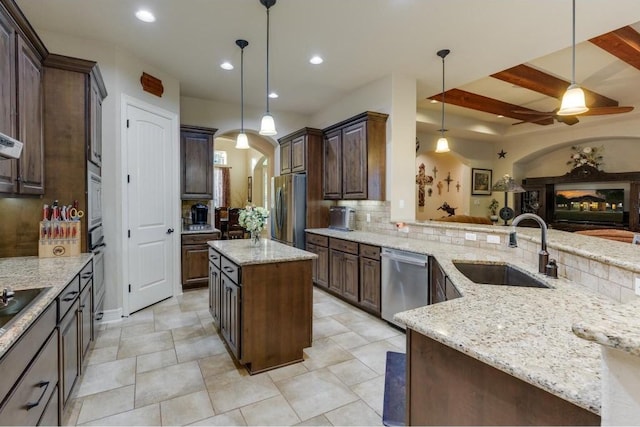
309,55,323,65
220,62,234,71
497,115,504,118
430,99,438,104
268,92,279,99
135,9,155,23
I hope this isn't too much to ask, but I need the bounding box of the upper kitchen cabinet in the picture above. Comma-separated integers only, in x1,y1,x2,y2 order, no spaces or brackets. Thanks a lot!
279,127,322,175
0,0,47,195
322,111,388,200
181,125,217,200
89,72,104,166
42,54,107,252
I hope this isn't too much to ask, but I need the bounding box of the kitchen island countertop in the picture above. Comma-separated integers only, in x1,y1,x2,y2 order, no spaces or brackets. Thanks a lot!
306,227,627,415
209,238,316,266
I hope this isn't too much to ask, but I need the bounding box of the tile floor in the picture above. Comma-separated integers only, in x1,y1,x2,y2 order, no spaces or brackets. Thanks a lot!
64,287,405,426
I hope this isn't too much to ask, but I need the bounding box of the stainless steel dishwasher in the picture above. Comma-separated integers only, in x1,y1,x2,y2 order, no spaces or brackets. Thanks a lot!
381,248,429,329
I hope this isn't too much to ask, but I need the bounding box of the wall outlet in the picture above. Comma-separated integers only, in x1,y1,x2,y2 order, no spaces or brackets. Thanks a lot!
635,278,640,296
465,232,477,241
366,213,371,222
473,199,480,205
399,199,405,208
399,226,409,233
487,234,501,244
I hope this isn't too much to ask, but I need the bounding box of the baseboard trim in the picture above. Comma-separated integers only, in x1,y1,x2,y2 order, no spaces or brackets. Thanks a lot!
99,307,123,324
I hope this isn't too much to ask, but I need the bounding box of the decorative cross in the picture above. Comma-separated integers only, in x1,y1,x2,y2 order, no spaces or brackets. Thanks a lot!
432,166,438,179
444,172,453,192
415,163,428,207
456,181,461,192
437,181,443,195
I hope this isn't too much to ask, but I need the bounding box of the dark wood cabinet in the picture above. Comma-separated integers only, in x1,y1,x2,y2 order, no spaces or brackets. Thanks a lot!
180,125,216,200
279,128,330,229
79,281,93,363
208,248,222,329
182,232,219,290
359,244,381,314
322,111,388,200
89,76,103,167
0,10,16,193
328,238,359,303
430,257,460,305
59,298,79,406
306,233,329,289
220,259,241,360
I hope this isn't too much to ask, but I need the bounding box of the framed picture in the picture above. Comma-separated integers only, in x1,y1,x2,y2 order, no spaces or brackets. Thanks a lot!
247,176,252,203
471,168,492,196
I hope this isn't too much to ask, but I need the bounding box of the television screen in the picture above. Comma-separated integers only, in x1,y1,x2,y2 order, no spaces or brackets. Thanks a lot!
554,188,625,224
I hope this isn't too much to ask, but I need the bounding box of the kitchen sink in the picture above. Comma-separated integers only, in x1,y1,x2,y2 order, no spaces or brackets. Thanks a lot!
0,288,46,330
452,261,550,288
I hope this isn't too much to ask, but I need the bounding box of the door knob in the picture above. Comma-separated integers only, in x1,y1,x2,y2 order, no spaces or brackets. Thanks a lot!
167,228,175,234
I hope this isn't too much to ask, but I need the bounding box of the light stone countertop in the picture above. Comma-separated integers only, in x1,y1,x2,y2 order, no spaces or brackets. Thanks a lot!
0,254,93,356
209,238,317,266
306,227,626,415
181,227,221,235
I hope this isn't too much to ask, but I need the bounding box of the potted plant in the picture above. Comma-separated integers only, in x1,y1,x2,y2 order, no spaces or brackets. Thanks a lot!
488,198,499,223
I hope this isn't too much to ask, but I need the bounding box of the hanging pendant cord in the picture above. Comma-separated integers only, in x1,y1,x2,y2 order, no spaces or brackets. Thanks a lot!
240,45,245,132
265,7,271,114
441,55,445,137
571,0,576,84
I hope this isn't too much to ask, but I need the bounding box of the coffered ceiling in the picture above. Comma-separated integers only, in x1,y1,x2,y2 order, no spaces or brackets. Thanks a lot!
14,0,640,142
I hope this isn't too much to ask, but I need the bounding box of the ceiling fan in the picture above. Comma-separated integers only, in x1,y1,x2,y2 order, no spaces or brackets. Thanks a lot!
513,105,634,126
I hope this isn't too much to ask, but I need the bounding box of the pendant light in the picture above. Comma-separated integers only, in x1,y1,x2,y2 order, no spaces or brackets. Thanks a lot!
259,0,277,136
235,39,250,149
435,49,451,153
557,0,588,116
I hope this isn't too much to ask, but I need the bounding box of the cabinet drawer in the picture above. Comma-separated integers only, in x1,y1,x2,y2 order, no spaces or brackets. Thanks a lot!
0,302,56,403
330,238,358,255
220,257,241,284
208,248,221,268
79,260,93,290
306,233,328,247
182,233,219,245
0,329,58,426
57,275,80,321
359,244,380,259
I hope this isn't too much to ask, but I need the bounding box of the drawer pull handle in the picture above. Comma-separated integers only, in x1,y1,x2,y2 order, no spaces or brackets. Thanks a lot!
223,267,234,273
62,291,79,301
81,272,93,279
96,312,104,321
25,381,49,410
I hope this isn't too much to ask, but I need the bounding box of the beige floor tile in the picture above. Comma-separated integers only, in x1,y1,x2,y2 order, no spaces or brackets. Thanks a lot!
179,297,210,313
351,376,386,416
75,357,136,398
160,390,215,426
175,333,228,363
188,409,247,426
302,337,354,371
171,322,209,342
312,300,350,318
324,399,383,426
93,327,121,349
86,345,118,366
135,360,206,407
276,368,359,421
240,394,301,426
196,308,213,321
267,362,308,383
294,414,333,426
136,348,177,374
199,352,243,379
117,330,173,359
62,396,83,426
328,359,379,386
155,310,201,331
81,403,160,426
313,317,351,340
385,334,406,351
349,341,404,375
328,331,370,350
76,385,135,425
346,319,400,342
331,309,374,326
118,309,155,328
207,372,281,414
120,322,155,338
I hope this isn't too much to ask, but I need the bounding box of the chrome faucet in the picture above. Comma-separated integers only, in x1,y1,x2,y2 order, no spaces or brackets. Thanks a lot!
508,213,549,275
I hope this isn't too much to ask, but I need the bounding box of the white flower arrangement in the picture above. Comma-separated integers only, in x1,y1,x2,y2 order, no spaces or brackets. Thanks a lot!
566,145,603,170
238,205,269,233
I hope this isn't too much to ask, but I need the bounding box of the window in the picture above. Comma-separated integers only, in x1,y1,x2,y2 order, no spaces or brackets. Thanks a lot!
213,167,230,208
214,150,227,165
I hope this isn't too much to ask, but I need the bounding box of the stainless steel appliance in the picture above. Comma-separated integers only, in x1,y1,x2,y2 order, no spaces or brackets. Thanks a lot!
271,174,306,248
191,203,209,225
329,206,355,231
381,248,429,329
0,131,23,159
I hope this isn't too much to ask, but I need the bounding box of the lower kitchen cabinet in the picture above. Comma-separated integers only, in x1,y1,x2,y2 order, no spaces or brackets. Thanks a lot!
329,238,359,303
208,248,222,329
182,232,220,290
359,244,381,313
59,298,79,406
430,257,460,304
220,273,241,359
79,281,93,363
306,233,329,289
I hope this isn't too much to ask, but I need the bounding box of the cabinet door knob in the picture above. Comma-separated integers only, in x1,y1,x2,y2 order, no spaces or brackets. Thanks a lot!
167,228,175,234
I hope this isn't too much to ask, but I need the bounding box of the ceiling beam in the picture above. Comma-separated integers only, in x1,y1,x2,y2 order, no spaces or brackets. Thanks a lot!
427,89,554,125
589,25,640,72
490,64,618,107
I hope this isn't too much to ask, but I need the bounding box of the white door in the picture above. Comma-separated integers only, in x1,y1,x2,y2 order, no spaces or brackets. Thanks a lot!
126,103,175,313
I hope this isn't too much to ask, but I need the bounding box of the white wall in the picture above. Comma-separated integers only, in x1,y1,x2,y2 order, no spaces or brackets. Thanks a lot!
37,30,181,316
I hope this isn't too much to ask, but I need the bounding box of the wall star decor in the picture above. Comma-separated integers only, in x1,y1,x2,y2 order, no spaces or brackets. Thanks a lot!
498,149,507,158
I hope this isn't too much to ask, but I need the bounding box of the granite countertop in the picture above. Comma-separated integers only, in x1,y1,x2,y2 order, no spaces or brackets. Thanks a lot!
306,227,623,414
181,227,221,235
209,239,317,266
0,254,93,356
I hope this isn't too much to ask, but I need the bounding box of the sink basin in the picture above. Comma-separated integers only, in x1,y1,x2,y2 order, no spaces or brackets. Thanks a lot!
452,261,550,288
0,288,46,329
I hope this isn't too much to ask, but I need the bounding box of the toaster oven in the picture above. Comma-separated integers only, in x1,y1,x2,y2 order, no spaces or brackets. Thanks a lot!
329,206,355,231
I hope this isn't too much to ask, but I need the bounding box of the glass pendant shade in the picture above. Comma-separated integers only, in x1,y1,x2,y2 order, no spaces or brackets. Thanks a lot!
435,137,450,153
235,132,249,149
557,84,588,116
259,114,277,136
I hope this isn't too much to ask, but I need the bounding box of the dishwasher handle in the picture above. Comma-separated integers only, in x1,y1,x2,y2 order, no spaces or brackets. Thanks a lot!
381,251,428,267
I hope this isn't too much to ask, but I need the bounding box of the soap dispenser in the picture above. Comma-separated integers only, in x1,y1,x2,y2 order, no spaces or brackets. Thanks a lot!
545,259,558,278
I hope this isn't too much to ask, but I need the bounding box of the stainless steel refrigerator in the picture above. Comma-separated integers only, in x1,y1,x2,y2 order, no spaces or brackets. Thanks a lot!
271,174,306,249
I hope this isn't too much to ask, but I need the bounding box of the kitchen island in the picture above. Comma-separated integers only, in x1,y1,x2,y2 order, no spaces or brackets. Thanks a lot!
208,239,316,374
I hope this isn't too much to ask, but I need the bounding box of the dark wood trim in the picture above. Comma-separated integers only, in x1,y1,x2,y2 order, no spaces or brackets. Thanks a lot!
277,127,322,144
524,166,640,185
590,25,640,72
140,72,163,97
43,54,108,99
180,124,218,136
322,111,388,133
0,0,47,59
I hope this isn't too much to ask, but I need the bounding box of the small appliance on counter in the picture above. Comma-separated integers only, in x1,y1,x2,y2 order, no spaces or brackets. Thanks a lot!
328,206,355,231
191,203,209,224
